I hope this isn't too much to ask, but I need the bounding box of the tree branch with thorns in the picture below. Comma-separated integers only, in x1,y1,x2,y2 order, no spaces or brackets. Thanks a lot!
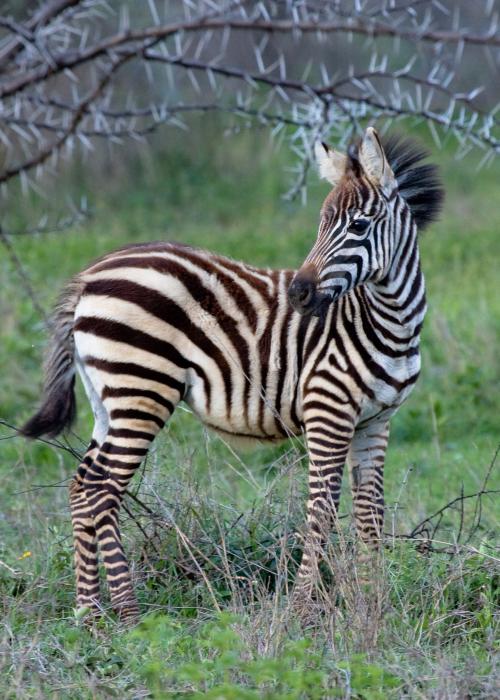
0,0,498,197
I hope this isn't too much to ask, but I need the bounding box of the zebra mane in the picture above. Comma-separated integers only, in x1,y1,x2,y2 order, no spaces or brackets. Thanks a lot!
381,135,445,230
347,134,444,230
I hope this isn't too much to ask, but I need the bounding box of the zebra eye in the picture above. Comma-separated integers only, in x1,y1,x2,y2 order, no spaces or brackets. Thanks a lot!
348,218,370,234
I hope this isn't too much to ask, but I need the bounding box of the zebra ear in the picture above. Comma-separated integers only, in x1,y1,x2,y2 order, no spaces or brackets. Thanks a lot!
359,127,396,193
314,141,347,187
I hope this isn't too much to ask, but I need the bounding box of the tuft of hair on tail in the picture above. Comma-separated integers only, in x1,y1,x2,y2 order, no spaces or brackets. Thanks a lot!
20,277,83,440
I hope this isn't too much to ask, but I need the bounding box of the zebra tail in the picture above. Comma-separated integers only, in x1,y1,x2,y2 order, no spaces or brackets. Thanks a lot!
20,277,84,439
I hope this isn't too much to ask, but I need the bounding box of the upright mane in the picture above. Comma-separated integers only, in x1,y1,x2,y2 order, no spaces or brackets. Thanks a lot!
382,134,444,230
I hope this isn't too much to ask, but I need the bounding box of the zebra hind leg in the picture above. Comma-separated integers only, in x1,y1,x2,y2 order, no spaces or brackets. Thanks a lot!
81,402,176,623
69,439,101,615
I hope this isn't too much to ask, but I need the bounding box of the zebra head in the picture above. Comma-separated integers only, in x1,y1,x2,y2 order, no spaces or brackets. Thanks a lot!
289,127,401,316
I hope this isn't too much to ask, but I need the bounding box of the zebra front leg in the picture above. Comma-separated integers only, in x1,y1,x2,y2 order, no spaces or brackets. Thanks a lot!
293,410,354,604
348,422,389,581
69,439,101,615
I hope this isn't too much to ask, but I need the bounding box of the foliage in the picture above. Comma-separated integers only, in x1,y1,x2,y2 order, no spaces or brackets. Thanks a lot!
128,613,336,699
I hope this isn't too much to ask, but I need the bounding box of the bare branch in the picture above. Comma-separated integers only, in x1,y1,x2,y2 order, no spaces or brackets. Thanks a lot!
0,0,497,204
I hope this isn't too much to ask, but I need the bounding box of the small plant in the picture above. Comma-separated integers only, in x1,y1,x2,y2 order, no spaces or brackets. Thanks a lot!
126,612,405,699
128,613,325,698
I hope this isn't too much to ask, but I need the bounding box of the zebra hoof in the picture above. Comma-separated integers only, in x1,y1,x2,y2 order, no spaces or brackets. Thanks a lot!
292,597,324,629
289,586,323,627
113,600,140,626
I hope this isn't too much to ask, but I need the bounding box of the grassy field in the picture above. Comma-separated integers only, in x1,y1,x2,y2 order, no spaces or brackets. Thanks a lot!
0,126,499,698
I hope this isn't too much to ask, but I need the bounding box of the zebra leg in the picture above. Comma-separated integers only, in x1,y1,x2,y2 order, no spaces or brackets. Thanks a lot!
83,410,171,623
69,439,101,613
293,412,354,601
348,422,389,578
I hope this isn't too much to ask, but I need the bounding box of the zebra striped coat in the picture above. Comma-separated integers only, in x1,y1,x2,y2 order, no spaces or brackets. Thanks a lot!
21,127,443,621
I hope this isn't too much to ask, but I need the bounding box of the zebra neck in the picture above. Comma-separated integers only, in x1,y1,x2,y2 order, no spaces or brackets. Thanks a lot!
364,229,426,343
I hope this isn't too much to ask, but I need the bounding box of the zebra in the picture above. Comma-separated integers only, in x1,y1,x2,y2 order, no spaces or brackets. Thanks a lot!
21,127,443,622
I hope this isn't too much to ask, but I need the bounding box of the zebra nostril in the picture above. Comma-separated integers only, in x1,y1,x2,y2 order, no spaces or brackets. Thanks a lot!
289,278,316,313
297,286,312,305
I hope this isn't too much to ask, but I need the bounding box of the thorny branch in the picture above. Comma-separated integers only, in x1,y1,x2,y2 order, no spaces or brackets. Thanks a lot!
0,51,133,184
0,0,498,199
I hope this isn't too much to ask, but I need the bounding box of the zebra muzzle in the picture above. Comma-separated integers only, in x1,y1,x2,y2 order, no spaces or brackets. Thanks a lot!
288,276,316,313
288,275,331,317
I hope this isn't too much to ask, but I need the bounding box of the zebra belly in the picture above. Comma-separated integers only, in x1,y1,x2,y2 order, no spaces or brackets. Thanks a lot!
183,369,301,444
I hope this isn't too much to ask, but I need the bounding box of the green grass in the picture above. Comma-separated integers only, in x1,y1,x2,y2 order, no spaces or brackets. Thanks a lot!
0,125,499,698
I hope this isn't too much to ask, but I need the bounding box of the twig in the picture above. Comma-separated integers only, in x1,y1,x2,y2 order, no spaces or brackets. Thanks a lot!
125,488,157,517
0,558,20,575
465,443,499,545
0,419,83,461
409,488,500,540
0,0,80,67
0,226,49,326
4,201,90,238
122,501,160,556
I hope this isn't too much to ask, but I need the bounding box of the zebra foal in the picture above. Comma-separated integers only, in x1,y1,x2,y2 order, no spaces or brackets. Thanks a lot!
21,127,443,622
